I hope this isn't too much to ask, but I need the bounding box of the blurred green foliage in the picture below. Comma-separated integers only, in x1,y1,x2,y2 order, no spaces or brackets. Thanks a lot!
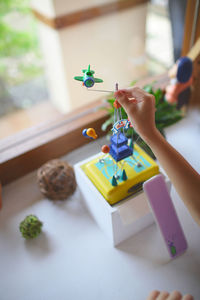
102,83,183,159
0,0,43,85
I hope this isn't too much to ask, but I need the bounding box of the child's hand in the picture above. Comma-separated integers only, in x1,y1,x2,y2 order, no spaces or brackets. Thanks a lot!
147,290,193,300
115,86,200,225
114,87,157,143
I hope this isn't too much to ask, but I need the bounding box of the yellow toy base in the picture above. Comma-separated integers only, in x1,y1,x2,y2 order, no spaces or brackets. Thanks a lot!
81,144,159,205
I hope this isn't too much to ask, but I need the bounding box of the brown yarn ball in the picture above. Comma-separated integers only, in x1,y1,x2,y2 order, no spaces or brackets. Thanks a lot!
37,159,76,200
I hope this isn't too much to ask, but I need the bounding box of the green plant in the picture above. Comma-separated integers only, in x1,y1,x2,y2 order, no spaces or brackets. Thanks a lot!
19,215,43,239
101,83,183,159
0,0,43,85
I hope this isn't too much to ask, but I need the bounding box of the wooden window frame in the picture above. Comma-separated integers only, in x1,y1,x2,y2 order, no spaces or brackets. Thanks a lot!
0,74,168,185
1,0,200,186
31,0,149,30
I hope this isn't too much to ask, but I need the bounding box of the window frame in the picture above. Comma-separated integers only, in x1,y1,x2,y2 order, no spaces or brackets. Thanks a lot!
0,74,169,185
1,0,200,186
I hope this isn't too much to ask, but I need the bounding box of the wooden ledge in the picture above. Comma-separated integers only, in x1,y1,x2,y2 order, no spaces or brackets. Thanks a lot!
0,99,109,185
32,0,148,30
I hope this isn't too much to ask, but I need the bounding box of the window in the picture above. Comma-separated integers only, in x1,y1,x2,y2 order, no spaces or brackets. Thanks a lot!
1,0,199,185
0,0,175,139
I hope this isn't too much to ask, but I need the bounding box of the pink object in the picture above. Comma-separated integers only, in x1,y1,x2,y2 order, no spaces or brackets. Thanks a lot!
143,174,187,258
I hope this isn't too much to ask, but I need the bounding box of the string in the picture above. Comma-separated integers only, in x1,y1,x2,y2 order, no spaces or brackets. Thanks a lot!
87,89,114,93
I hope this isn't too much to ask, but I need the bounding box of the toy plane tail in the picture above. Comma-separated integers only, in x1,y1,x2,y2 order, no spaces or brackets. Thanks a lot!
82,64,95,75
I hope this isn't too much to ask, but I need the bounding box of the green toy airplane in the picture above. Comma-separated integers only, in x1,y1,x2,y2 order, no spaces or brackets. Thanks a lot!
74,65,103,88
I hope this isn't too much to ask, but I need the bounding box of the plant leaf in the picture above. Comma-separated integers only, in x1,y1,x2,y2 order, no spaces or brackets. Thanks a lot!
101,118,113,131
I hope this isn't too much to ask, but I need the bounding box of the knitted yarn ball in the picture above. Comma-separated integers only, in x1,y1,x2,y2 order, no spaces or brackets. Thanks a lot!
19,215,43,239
37,159,76,200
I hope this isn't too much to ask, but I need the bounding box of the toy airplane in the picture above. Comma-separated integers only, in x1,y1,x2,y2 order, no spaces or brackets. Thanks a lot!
74,65,103,88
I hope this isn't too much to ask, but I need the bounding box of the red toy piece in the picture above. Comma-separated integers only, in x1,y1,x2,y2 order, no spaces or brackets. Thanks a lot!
101,145,110,154
166,56,193,109
114,100,121,109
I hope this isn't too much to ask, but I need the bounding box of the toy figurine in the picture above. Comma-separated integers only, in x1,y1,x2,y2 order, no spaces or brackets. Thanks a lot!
82,128,98,139
76,70,159,201
74,65,103,88
165,56,193,109
81,83,144,188
19,215,43,239
109,84,133,163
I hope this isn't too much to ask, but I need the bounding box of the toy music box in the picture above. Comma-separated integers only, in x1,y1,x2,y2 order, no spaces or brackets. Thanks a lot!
74,66,186,256
81,142,159,205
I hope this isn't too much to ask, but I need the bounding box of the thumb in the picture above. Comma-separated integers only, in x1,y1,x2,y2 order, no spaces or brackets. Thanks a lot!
114,90,137,114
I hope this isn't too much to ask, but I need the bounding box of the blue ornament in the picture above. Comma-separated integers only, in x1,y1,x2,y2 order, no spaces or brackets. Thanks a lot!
82,128,88,137
177,56,193,83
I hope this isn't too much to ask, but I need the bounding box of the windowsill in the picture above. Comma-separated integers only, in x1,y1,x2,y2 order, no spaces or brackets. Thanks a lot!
0,73,169,185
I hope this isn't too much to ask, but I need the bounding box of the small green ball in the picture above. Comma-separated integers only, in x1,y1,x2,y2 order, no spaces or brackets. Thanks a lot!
19,215,43,239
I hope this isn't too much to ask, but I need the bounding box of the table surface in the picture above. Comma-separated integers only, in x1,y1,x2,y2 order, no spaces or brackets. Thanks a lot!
1,110,200,300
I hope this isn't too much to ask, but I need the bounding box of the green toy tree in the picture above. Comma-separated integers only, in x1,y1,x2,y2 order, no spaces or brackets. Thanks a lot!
122,169,127,181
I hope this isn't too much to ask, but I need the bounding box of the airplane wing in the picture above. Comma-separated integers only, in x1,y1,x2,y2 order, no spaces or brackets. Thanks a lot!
94,78,103,83
74,76,84,81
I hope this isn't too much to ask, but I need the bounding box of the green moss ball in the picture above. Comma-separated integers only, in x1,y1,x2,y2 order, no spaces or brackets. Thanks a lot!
19,215,43,239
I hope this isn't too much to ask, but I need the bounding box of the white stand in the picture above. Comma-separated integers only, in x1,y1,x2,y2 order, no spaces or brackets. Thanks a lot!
75,153,171,246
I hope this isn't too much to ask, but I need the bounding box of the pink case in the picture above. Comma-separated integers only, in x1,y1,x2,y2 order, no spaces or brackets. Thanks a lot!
143,174,187,258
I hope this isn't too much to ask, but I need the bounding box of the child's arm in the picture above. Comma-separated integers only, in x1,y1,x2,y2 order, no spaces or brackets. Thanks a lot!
115,87,200,226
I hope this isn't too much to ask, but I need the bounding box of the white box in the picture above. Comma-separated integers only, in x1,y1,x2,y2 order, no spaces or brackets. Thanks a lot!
74,153,171,246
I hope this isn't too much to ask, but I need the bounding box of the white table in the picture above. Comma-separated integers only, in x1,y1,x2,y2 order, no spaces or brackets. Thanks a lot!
1,110,200,300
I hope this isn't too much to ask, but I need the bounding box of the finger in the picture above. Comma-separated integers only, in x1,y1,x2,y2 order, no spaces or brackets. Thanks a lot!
146,290,160,300
114,87,146,101
182,295,193,300
156,291,170,300
114,91,137,114
117,87,155,109
114,88,134,99
167,290,182,300
118,87,149,97
114,90,128,100
129,99,138,104
131,87,154,103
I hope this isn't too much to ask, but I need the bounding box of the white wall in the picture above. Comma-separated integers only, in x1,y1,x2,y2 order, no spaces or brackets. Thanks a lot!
31,0,148,112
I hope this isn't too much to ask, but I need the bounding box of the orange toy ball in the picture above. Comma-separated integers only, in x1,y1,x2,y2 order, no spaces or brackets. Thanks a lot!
101,145,110,153
113,100,121,109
